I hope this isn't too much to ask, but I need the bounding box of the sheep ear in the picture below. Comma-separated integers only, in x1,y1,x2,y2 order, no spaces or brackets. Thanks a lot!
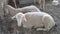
22,14,27,22
23,16,27,22
11,15,16,19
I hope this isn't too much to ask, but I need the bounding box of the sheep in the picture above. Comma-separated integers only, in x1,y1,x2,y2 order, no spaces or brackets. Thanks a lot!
6,5,40,16
11,12,55,31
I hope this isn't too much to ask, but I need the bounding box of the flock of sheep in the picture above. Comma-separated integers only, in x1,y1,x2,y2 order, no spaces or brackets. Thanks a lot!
0,0,58,32
6,5,55,31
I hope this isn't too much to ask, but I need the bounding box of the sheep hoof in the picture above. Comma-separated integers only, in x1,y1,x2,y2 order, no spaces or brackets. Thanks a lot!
31,26,36,31
54,24,57,27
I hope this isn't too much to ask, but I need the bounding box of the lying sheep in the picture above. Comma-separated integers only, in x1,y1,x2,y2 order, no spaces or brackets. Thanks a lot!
6,5,40,16
11,12,55,31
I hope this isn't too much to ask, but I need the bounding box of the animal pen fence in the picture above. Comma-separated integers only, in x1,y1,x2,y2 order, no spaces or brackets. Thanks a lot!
0,0,53,34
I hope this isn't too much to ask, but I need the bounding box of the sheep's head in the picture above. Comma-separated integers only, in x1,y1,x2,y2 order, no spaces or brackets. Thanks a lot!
11,13,27,27
16,13,27,22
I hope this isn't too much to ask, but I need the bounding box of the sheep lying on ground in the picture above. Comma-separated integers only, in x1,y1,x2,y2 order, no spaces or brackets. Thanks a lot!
6,5,40,16
11,12,55,31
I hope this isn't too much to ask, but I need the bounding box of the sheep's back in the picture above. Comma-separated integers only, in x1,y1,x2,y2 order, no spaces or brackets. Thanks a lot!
22,12,48,28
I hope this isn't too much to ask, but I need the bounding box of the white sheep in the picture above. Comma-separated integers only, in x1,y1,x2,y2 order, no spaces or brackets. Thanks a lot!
11,12,55,31
6,5,40,16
